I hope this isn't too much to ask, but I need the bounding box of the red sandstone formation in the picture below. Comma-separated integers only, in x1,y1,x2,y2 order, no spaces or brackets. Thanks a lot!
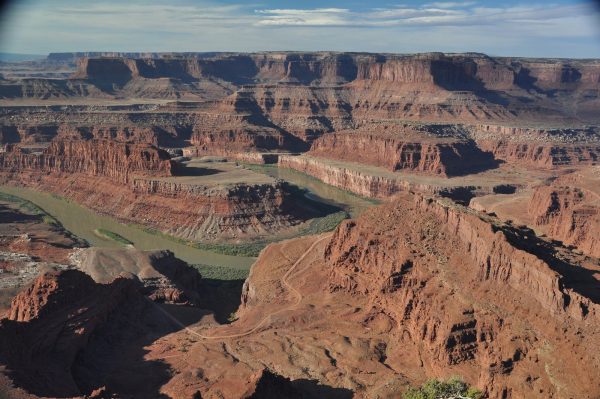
309,123,497,176
0,140,308,241
278,154,408,198
2,52,600,160
528,171,600,258
0,51,599,399
135,192,599,398
321,194,600,397
0,171,306,241
1,192,599,398
0,269,151,397
0,139,173,183
472,125,600,168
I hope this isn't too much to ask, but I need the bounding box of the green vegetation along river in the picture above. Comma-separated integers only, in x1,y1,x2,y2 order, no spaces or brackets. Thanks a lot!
0,185,255,269
0,167,375,275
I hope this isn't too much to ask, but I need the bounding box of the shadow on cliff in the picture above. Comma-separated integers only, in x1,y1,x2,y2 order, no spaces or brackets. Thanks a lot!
500,224,600,306
234,91,310,152
199,278,245,324
431,59,510,106
249,369,355,399
175,165,221,177
290,379,354,399
72,298,178,399
513,63,583,98
0,283,176,398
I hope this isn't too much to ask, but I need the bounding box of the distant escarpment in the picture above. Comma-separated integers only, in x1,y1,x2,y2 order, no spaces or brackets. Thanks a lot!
2,52,600,155
0,111,197,147
69,53,600,93
309,124,497,176
279,155,408,198
528,173,600,258
278,154,511,201
325,193,599,397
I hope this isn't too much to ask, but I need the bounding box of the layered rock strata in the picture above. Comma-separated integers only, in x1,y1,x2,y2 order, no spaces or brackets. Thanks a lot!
278,154,512,201
0,141,305,241
159,192,600,398
2,52,600,158
528,173,600,258
0,269,171,398
472,125,600,167
309,124,497,176
323,193,599,397
0,139,173,183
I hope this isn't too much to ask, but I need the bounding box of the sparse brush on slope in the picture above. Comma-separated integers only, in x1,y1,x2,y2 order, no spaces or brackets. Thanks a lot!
403,377,481,399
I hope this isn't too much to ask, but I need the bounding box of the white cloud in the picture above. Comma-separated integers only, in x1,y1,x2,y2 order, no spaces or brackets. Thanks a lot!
0,0,599,57
424,2,478,8
254,2,597,30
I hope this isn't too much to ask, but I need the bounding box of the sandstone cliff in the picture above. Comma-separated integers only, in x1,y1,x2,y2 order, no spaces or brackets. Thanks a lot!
278,155,408,198
3,52,600,158
69,53,600,94
324,193,599,397
471,124,600,167
0,269,153,397
0,139,173,183
309,123,498,176
528,172,600,258
193,192,600,398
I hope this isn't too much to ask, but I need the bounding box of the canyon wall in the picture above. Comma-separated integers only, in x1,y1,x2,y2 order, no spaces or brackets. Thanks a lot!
70,53,600,92
324,193,599,397
278,155,410,198
0,140,307,241
3,52,600,157
0,139,173,183
471,125,600,167
278,154,506,201
309,125,497,176
528,175,600,258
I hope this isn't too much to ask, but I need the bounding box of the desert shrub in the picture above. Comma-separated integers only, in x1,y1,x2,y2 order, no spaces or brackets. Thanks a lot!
193,264,249,281
94,228,133,246
403,377,481,399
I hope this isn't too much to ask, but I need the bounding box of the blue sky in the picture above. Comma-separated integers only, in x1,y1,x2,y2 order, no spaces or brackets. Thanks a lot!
1,0,600,57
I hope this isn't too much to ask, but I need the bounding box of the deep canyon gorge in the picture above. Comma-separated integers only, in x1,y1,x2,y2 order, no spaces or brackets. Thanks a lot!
0,51,598,399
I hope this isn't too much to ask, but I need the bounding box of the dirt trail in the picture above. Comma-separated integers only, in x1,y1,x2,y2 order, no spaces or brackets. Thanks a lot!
151,234,331,340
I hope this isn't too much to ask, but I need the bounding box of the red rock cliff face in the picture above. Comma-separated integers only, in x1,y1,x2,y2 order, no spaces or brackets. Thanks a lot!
309,127,497,176
528,176,600,258
0,139,174,183
471,124,600,167
73,53,600,92
7,53,598,156
127,178,301,241
0,269,147,397
278,155,409,198
325,194,600,398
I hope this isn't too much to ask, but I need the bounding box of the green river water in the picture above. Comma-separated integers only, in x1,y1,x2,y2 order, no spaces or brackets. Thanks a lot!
0,167,374,271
